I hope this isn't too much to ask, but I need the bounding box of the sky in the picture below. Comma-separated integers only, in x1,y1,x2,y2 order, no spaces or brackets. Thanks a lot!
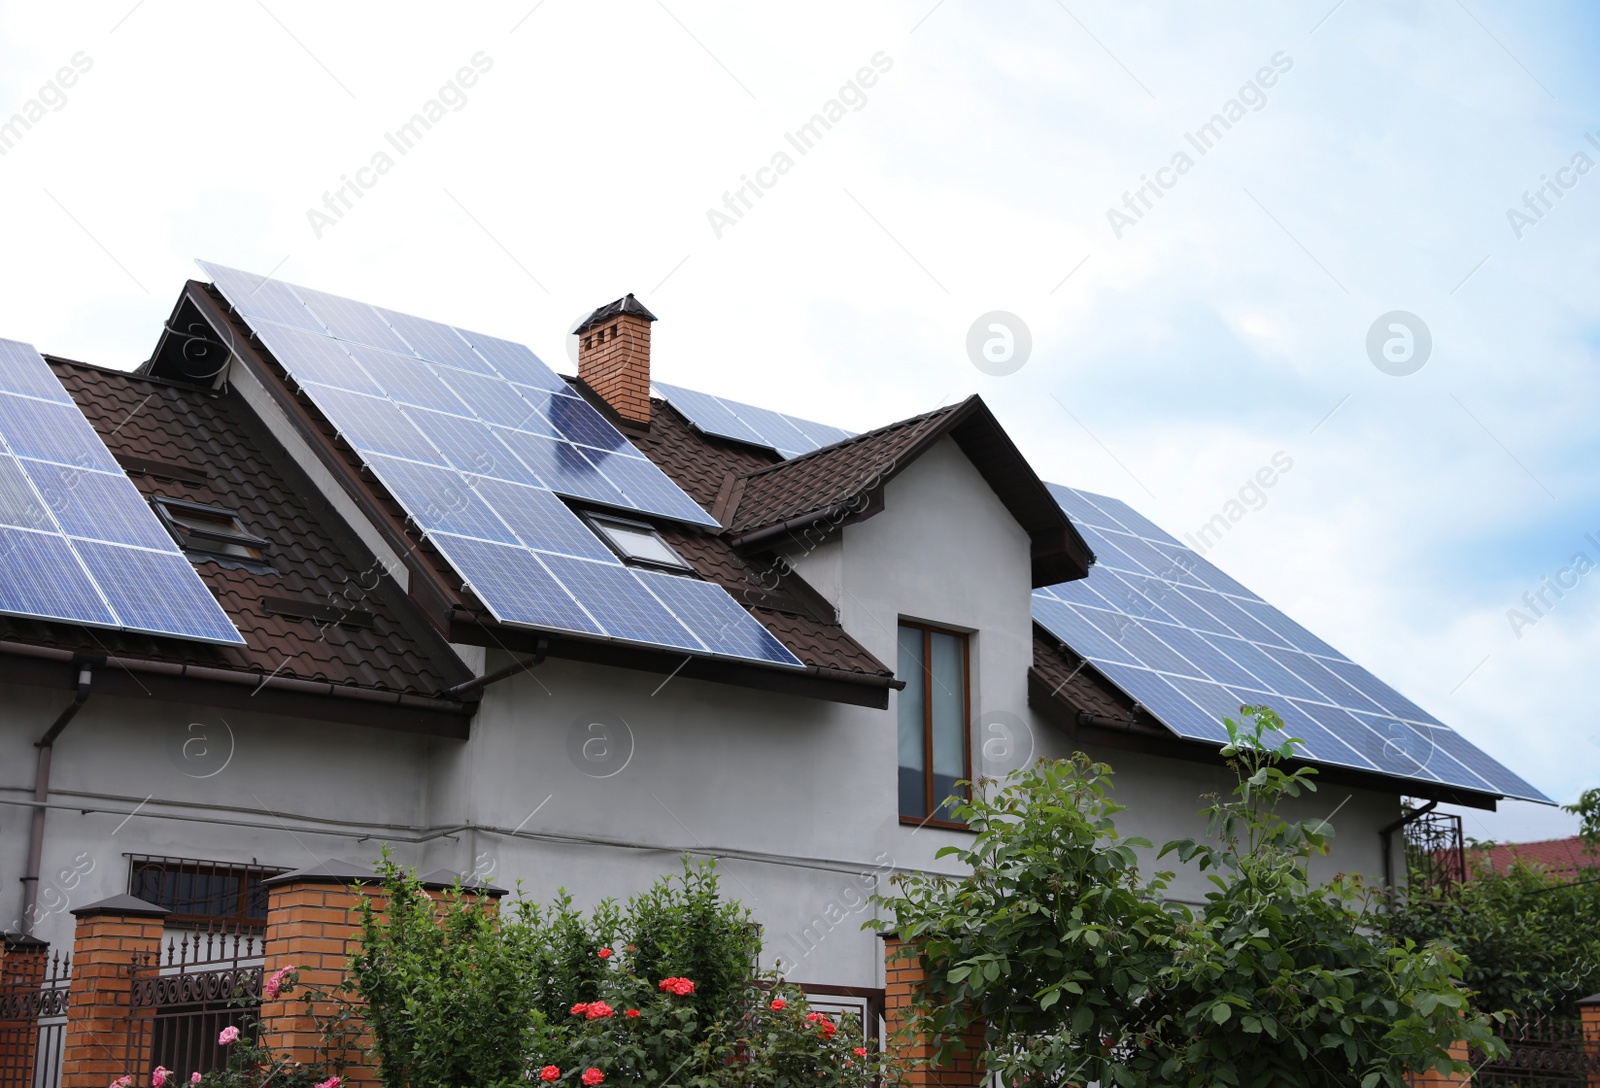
0,1,1594,843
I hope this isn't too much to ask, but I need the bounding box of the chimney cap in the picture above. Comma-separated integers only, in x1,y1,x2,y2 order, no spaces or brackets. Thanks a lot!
575,293,657,335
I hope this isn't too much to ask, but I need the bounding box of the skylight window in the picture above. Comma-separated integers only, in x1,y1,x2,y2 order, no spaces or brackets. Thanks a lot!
153,498,270,561
585,513,691,571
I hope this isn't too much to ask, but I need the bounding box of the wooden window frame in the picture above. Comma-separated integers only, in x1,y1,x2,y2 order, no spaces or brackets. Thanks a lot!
897,620,972,830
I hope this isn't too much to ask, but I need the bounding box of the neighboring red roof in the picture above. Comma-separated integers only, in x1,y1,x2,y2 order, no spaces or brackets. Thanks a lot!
1469,836,1597,879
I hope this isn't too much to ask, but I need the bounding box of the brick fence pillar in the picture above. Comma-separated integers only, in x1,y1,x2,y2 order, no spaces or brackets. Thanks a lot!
1405,1040,1470,1088
1,934,51,1088
256,862,507,1088
882,935,985,1088
60,894,168,1088
258,860,382,1087
1579,993,1600,1088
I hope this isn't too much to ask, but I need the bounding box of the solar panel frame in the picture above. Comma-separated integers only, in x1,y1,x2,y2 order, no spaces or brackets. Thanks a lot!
1032,482,1550,803
75,540,243,644
0,338,75,403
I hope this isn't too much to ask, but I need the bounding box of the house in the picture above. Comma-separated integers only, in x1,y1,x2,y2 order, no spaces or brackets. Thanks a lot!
1469,835,1597,880
0,263,1549,1004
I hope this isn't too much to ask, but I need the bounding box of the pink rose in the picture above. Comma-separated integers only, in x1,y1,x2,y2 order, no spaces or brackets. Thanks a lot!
110,1078,134,1088
217,1026,239,1046
152,1068,171,1088
263,966,295,1000
190,1077,201,1085
313,1079,340,1088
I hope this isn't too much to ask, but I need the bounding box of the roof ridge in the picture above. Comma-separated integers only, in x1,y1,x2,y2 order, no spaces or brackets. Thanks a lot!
735,396,972,483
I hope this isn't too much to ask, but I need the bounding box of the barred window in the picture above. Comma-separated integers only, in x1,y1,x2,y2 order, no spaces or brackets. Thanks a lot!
126,855,288,929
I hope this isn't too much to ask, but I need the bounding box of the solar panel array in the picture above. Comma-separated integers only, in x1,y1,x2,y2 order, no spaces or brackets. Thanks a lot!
654,381,855,459
0,338,244,645
200,261,800,669
1035,484,1548,803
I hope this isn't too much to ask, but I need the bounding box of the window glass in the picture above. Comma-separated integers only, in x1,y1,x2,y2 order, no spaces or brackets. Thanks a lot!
929,631,967,821
897,625,927,819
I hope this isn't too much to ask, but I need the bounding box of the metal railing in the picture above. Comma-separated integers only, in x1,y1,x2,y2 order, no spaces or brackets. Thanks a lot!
0,949,69,1088
1475,1015,1600,1087
127,924,264,1080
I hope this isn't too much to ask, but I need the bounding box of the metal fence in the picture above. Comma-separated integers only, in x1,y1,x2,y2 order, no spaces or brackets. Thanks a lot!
1475,1015,1600,1087
128,925,264,1080
0,949,69,1088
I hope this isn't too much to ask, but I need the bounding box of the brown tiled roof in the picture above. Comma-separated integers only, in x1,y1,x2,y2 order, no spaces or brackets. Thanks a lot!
722,396,1093,587
724,404,960,536
21,358,473,701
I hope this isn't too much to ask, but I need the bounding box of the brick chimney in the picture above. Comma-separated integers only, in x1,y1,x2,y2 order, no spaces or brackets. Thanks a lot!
575,293,657,426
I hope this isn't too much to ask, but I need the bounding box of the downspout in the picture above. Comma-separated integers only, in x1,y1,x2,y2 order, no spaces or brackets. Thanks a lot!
20,656,97,935
441,640,548,701
1378,799,1439,895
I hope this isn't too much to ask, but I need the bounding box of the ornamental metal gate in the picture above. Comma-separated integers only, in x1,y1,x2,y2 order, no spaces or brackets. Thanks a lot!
0,949,68,1088
1474,1015,1600,1087
127,926,263,1080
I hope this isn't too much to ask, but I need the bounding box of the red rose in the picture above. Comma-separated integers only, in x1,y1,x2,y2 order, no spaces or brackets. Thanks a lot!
771,998,786,1010
597,948,612,959
539,1067,561,1082
571,1003,590,1016
625,1009,640,1019
585,1002,614,1020
657,977,695,996
853,1047,868,1058
581,1069,604,1087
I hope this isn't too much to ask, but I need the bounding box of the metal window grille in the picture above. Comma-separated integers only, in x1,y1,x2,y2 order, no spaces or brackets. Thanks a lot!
125,856,289,931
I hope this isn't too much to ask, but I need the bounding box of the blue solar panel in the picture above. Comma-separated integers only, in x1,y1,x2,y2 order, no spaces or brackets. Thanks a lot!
356,349,471,413
304,385,444,464
426,533,603,635
0,394,121,472
0,527,115,625
540,553,703,652
634,569,802,665
0,454,52,531
364,454,518,543
407,409,536,483
434,368,556,432
0,338,75,403
1033,483,1549,803
202,262,795,668
76,541,242,643
250,323,385,396
654,381,855,460
296,287,415,356
0,340,243,644
465,477,616,562
28,464,179,550
199,263,324,334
